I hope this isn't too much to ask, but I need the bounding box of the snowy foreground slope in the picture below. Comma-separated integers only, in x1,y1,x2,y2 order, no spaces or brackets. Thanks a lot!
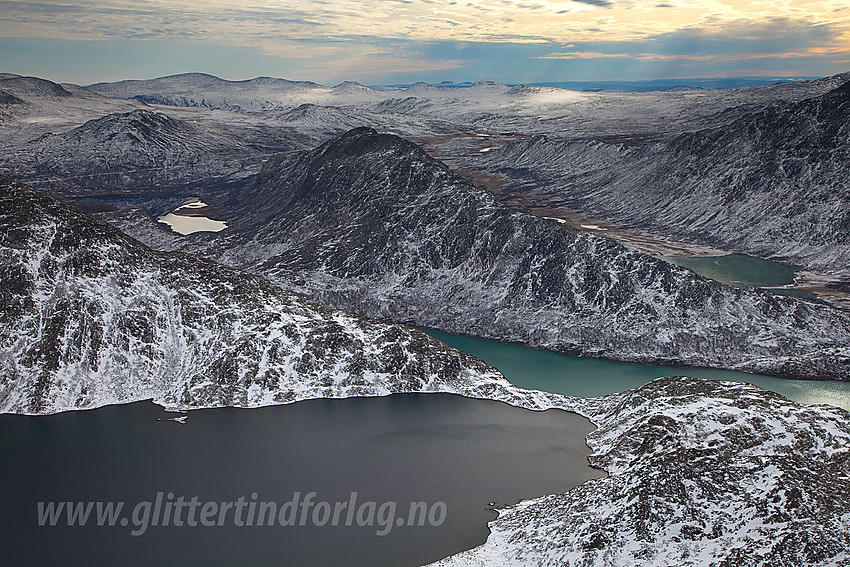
3,176,850,566
432,377,850,567
113,128,850,380
0,176,517,414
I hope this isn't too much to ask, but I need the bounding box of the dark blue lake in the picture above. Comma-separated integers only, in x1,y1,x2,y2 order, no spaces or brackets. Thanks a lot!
0,394,600,566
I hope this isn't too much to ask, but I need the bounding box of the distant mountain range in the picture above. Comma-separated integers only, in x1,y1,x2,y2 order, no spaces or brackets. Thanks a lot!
389,76,824,92
82,70,850,136
477,79,850,277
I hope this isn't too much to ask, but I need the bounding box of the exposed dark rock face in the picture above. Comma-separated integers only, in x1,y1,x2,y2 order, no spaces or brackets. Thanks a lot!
110,128,850,380
0,176,519,414
478,80,850,277
0,90,24,105
431,376,850,567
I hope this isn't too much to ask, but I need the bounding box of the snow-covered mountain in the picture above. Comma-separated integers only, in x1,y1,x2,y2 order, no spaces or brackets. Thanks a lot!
0,75,481,200
0,74,148,147
268,103,481,144
110,128,850,381
0,108,307,196
0,175,523,414
84,71,850,137
5,175,849,566
477,80,850,278
87,73,329,112
7,71,850,222
432,376,850,567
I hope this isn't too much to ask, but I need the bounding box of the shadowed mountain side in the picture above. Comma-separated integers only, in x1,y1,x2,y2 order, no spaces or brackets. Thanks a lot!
478,80,850,277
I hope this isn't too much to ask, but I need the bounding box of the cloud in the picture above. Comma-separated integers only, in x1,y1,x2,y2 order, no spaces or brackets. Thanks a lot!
0,0,846,46
536,17,849,63
571,0,613,7
538,51,628,59
0,1,847,83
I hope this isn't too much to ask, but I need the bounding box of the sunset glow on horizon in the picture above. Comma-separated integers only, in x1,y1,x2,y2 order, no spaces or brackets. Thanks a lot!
0,0,848,84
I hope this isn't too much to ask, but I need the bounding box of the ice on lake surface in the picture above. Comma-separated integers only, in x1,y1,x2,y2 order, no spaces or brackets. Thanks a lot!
158,200,227,235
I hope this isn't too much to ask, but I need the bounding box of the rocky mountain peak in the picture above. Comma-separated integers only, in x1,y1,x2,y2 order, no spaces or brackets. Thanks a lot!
163,129,850,381
314,126,424,163
332,80,370,93
84,108,183,137
244,128,473,225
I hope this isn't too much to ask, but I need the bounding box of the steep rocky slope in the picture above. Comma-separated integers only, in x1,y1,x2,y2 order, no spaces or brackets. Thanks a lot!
4,179,850,567
113,128,850,380
432,376,850,567
478,80,850,277
0,176,521,414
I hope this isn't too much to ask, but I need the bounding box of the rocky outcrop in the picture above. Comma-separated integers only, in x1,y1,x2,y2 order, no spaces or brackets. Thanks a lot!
0,176,521,414
432,376,850,567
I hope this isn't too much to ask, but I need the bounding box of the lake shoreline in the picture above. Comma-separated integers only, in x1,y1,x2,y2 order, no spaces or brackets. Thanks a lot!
0,393,602,567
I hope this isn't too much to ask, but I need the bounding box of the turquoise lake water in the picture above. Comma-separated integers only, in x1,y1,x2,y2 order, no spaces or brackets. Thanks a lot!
426,329,850,411
661,254,796,287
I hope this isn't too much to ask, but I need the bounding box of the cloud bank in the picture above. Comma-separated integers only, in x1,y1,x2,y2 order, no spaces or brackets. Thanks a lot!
0,0,847,83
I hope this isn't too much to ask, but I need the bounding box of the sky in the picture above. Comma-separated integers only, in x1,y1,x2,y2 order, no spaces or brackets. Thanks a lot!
0,1,848,85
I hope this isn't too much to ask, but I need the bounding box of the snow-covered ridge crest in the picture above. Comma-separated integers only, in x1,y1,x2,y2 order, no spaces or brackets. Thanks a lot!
83,71,850,137
149,127,850,381
431,376,850,567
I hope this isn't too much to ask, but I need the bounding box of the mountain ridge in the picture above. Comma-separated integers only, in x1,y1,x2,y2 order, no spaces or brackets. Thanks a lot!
479,80,850,277
0,175,525,414
107,128,850,381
